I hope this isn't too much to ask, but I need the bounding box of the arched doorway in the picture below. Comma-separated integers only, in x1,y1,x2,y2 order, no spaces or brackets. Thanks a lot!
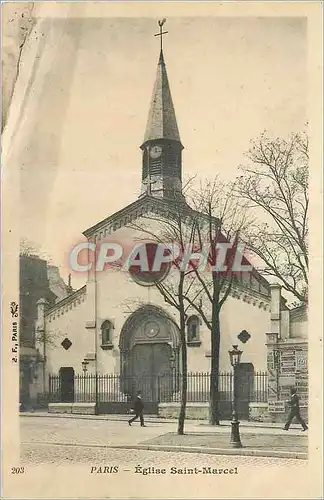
119,305,180,403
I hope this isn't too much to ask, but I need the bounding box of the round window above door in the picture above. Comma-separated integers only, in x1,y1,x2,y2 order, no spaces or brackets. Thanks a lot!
129,242,170,287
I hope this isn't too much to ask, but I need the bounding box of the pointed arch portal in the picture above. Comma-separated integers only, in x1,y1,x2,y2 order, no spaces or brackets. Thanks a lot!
119,305,181,402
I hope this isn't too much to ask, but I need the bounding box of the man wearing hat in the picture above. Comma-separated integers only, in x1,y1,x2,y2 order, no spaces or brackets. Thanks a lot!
283,387,308,431
128,390,146,427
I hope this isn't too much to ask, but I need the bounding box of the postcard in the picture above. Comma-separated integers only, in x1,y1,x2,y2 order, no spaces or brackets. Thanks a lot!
1,2,322,498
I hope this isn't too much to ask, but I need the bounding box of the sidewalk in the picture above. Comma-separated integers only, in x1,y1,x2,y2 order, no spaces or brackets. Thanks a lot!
21,414,307,460
139,429,307,460
20,410,306,434
21,411,308,459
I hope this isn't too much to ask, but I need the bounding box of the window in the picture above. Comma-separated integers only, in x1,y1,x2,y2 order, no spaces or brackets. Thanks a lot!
101,320,113,347
129,242,170,287
187,315,201,345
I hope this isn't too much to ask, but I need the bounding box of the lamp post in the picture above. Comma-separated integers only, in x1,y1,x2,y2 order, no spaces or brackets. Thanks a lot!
228,344,243,448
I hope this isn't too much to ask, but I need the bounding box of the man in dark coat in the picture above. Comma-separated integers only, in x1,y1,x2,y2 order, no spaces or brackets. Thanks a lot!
283,387,308,431
128,391,145,427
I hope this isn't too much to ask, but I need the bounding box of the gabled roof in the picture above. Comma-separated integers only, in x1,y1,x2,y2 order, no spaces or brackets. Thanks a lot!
82,195,191,238
82,194,270,296
45,285,87,316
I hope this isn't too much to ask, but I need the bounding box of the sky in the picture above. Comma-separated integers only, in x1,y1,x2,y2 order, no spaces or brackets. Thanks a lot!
16,16,307,287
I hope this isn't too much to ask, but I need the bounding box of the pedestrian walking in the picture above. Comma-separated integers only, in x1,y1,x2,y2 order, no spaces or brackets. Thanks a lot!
283,387,308,431
128,390,146,427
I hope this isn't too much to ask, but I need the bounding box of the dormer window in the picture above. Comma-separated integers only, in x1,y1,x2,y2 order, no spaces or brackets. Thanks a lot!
187,315,201,346
100,320,114,350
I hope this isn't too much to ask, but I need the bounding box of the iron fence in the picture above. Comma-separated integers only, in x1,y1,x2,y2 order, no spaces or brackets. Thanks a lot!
49,371,268,404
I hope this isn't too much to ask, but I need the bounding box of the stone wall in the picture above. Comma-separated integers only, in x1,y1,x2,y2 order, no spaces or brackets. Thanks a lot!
158,402,232,420
48,403,97,415
249,402,274,423
158,402,209,420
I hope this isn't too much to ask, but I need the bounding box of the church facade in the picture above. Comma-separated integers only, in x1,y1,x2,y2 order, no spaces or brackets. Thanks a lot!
33,30,298,417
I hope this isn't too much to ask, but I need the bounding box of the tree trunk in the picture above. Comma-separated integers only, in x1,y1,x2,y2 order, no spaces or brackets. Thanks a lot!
209,306,221,425
177,303,187,435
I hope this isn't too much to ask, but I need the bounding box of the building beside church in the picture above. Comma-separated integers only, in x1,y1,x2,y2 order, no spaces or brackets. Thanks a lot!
264,297,308,422
32,25,307,420
19,254,71,408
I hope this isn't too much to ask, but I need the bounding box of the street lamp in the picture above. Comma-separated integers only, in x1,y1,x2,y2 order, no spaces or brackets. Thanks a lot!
228,344,243,448
81,360,89,374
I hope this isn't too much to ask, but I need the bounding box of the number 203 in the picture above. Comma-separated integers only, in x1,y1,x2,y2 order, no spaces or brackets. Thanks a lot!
11,467,25,474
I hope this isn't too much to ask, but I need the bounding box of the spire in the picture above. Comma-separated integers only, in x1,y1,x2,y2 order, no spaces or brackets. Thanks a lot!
140,20,184,201
143,21,181,145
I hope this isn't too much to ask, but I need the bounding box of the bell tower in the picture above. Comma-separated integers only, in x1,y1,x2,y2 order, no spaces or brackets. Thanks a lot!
140,20,184,201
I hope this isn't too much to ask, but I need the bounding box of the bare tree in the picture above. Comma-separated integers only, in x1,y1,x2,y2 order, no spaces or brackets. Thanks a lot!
20,238,40,257
35,328,61,349
20,238,53,264
182,179,249,425
156,267,187,435
129,199,200,435
235,131,308,303
129,178,249,428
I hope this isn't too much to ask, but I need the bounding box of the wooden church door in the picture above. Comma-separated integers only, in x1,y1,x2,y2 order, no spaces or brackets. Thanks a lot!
131,343,172,402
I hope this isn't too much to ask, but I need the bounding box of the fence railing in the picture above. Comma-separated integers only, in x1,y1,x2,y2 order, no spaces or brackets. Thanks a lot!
49,371,268,404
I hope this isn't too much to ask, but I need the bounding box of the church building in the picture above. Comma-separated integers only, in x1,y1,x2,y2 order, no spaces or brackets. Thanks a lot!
33,22,299,418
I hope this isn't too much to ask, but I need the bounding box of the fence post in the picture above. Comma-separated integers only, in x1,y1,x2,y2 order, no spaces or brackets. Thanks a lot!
95,372,99,414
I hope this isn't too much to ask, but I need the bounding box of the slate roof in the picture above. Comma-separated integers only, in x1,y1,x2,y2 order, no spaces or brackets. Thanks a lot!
143,50,181,145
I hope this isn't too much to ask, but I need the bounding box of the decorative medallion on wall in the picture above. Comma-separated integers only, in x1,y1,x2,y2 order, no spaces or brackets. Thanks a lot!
237,330,251,344
144,320,160,338
61,338,72,350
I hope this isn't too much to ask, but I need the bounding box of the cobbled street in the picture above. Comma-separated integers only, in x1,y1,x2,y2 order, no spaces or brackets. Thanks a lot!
22,442,306,467
21,416,306,468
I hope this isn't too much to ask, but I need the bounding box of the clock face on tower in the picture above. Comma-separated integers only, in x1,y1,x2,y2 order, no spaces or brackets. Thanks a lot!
149,145,162,159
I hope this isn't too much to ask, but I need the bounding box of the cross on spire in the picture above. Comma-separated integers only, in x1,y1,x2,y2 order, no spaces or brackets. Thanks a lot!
154,18,168,52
